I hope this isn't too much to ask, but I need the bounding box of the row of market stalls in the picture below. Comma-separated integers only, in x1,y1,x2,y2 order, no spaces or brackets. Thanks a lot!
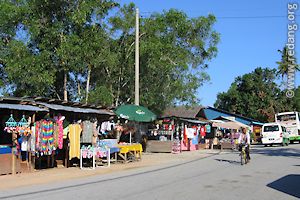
0,98,263,176
145,106,263,153
0,97,144,175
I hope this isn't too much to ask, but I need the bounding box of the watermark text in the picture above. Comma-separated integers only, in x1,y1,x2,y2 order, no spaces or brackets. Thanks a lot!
286,3,298,98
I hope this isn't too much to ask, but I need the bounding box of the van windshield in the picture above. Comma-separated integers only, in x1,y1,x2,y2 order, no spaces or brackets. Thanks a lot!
264,125,279,132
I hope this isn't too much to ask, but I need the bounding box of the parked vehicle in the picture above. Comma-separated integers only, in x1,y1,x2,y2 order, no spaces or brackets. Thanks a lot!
275,111,300,143
261,123,289,146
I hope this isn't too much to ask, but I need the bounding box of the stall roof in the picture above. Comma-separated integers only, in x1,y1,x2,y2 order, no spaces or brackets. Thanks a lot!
212,121,250,130
179,118,208,124
252,121,264,126
0,103,48,112
0,96,115,115
37,102,114,115
161,106,203,118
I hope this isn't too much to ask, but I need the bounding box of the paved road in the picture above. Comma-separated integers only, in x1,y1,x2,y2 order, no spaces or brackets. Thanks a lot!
0,144,299,200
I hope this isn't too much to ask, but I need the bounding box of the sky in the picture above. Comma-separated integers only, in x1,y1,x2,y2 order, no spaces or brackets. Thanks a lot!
118,0,300,106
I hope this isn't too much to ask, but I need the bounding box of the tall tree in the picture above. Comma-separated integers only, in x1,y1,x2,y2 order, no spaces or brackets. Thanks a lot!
1,2,219,112
276,46,299,81
88,3,219,112
0,0,117,100
294,86,300,111
214,67,294,122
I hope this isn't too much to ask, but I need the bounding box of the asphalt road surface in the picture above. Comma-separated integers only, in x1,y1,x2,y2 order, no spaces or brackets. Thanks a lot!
0,144,299,200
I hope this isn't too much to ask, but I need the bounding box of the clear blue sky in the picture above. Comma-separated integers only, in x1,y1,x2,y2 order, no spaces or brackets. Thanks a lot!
118,0,300,106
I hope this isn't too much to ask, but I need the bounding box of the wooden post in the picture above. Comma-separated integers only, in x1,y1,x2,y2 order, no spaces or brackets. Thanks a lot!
28,152,32,172
47,155,50,168
29,113,36,172
11,132,16,175
51,152,54,168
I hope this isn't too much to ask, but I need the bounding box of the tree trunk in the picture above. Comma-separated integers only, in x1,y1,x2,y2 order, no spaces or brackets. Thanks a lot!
85,65,92,104
115,68,122,107
78,80,81,96
63,71,68,102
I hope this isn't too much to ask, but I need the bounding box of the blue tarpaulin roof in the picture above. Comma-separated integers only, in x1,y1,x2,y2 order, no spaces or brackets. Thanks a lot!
252,121,264,126
179,118,208,124
0,103,48,112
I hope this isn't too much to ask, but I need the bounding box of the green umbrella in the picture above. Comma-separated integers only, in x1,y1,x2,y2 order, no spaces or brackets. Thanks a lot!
114,104,157,122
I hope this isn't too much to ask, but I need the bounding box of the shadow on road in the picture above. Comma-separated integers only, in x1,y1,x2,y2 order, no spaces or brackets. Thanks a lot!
251,147,300,159
214,159,240,165
267,174,300,198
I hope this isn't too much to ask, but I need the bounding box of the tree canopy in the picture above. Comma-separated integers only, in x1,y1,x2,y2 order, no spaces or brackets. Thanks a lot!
0,1,219,113
214,67,299,122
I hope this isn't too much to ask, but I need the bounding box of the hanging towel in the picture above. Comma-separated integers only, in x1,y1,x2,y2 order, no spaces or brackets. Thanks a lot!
68,124,82,159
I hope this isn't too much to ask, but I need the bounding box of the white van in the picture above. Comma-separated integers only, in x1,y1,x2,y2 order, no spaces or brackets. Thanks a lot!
261,123,289,146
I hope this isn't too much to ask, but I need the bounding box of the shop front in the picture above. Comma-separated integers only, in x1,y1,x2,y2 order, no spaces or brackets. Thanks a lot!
0,97,115,175
0,101,48,175
146,117,210,153
211,119,250,150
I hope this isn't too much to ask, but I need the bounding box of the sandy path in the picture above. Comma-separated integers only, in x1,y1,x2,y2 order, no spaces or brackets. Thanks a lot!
0,149,220,190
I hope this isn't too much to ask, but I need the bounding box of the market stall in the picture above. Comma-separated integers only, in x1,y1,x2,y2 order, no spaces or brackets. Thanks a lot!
0,101,48,175
146,117,210,153
114,104,156,160
146,118,175,153
212,118,250,150
0,97,115,174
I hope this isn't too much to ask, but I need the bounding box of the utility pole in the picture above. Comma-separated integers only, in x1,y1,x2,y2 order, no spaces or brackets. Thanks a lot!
135,7,139,106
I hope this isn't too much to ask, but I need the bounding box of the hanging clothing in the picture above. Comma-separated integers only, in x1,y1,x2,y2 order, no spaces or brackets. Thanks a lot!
186,128,195,139
41,120,54,154
205,124,211,133
192,135,199,145
183,125,188,144
200,126,206,137
30,125,35,152
100,121,115,133
53,123,59,148
68,124,82,159
81,121,94,143
35,121,41,151
57,117,64,149
21,138,28,151
92,121,98,146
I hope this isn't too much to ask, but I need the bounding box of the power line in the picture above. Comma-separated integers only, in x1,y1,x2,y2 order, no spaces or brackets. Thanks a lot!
140,12,300,20
217,15,300,19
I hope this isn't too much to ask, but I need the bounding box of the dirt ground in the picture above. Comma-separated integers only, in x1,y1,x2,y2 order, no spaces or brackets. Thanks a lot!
0,149,220,190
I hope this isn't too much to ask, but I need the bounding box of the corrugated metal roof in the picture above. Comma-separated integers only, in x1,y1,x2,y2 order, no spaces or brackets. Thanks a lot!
37,102,114,115
0,103,48,112
161,106,203,118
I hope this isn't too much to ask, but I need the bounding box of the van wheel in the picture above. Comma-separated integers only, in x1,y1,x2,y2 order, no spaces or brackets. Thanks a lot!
270,144,273,147
264,144,268,147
